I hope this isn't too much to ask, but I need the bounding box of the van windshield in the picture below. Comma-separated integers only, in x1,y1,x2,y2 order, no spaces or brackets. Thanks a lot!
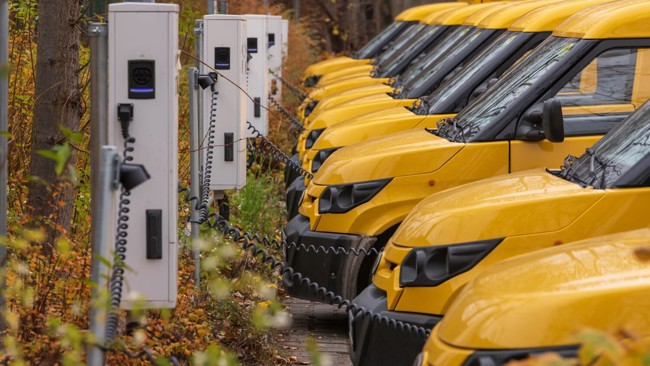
442,37,581,142
355,21,412,59
376,25,445,76
399,27,487,97
561,102,650,189
395,26,473,88
421,31,533,114
375,24,427,66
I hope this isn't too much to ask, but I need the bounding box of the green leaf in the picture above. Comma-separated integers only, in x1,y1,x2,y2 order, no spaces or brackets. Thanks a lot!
37,143,71,176
60,126,83,145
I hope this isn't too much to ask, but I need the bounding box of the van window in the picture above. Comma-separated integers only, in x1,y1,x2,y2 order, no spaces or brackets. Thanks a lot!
402,28,486,94
375,24,427,65
444,36,581,142
395,26,472,87
562,101,650,188
557,49,638,107
422,31,532,114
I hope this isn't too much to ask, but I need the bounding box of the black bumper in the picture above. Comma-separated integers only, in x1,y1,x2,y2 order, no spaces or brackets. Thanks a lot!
284,153,302,189
349,285,442,366
282,214,377,301
286,177,306,219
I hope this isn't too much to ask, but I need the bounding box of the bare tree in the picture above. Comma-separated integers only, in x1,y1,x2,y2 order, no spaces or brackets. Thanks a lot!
27,0,82,243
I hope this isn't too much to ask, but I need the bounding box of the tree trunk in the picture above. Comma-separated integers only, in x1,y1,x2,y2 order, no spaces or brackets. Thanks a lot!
27,0,81,243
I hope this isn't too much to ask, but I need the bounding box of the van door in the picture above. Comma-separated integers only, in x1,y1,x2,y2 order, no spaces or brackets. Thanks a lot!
510,47,649,172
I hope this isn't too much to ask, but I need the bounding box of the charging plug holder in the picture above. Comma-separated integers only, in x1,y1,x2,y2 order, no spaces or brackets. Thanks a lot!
120,163,151,191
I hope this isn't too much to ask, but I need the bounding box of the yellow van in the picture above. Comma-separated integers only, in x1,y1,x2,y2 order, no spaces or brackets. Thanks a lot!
286,0,622,216
315,4,469,88
297,2,510,120
302,3,463,87
297,0,605,171
283,0,650,310
416,229,650,365
349,13,650,364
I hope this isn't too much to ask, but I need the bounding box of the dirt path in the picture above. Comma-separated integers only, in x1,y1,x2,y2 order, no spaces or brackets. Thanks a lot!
278,297,353,365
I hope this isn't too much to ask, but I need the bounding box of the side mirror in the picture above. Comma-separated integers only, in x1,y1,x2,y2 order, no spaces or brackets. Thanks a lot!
542,98,564,143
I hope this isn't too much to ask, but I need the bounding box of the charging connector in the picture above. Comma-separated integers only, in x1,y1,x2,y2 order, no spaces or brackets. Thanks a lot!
118,103,134,139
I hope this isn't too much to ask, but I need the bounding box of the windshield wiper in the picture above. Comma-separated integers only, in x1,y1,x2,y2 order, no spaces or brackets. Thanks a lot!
435,117,468,143
413,98,429,115
585,147,621,189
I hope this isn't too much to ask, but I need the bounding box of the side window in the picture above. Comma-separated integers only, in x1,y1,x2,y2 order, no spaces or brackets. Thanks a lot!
558,48,638,107
554,47,649,137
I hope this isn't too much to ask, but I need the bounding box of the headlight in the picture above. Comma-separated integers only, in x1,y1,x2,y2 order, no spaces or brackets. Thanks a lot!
304,75,321,88
463,345,578,366
318,178,391,214
304,100,319,117
305,128,325,149
399,238,503,287
311,147,339,173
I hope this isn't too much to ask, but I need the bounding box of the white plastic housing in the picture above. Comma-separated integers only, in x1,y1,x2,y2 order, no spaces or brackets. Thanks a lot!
244,14,269,136
202,14,247,191
267,15,283,101
108,3,179,309
282,20,289,62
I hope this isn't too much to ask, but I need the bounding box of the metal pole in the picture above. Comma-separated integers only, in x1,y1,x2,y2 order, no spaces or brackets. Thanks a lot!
217,0,228,14
194,21,204,170
293,0,300,20
87,22,109,366
87,146,119,366
0,0,9,333
189,68,201,286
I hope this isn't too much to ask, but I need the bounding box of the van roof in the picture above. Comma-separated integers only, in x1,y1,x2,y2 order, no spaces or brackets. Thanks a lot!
427,3,500,26
478,0,566,29
555,0,650,39
396,3,468,21
462,2,515,27
509,0,613,33
422,4,470,25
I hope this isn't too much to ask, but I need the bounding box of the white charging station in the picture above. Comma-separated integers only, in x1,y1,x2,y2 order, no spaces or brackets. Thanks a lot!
266,15,283,101
202,14,247,190
244,14,269,137
107,2,179,309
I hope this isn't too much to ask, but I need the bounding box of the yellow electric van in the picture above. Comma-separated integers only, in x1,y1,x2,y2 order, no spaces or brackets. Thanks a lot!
348,10,650,361
286,0,631,217
283,0,650,311
297,2,511,120
416,229,650,365
302,3,463,87
314,4,469,88
296,0,607,171
352,80,650,366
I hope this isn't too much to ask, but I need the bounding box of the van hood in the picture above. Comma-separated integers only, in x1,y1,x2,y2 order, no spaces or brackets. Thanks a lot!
392,170,604,247
306,97,412,130
439,228,650,349
313,129,463,185
302,57,369,79
308,84,395,117
311,107,427,151
306,75,387,101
